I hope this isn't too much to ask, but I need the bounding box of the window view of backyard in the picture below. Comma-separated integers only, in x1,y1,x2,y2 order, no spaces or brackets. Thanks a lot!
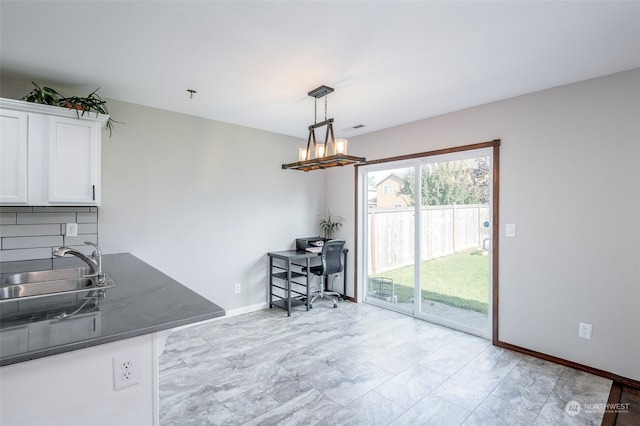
365,154,492,334
373,248,489,314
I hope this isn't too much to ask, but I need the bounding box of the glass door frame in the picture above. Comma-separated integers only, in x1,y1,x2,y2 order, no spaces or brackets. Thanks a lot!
360,161,419,317
355,140,500,342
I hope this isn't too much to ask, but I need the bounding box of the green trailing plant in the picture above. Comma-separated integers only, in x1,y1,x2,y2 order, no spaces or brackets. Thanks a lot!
21,82,118,136
21,82,62,105
60,88,115,136
318,210,344,239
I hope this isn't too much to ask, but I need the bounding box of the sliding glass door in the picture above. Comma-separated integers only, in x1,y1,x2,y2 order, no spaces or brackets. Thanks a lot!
361,146,495,338
365,165,416,315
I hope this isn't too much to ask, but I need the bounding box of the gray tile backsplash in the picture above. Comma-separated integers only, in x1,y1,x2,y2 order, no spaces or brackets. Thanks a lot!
0,213,17,225
16,212,77,225
0,207,98,262
0,224,62,237
2,235,64,250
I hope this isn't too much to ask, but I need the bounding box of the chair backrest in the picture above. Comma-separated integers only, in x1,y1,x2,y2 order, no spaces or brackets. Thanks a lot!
320,239,345,276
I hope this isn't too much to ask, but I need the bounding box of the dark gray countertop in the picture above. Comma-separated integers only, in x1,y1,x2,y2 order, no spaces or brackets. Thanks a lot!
0,253,225,366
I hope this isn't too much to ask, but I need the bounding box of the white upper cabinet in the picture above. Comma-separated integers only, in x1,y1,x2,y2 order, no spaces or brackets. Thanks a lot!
0,98,108,206
0,109,28,204
48,116,100,204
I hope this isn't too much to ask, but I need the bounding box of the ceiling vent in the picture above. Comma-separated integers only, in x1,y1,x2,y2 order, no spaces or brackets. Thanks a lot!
341,124,366,132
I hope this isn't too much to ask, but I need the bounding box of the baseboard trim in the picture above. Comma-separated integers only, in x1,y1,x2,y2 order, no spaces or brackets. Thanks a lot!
496,340,640,388
171,302,268,332
224,302,270,318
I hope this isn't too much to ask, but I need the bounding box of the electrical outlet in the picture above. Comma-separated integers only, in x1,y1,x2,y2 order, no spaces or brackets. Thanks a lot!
578,322,592,340
113,354,140,390
234,282,241,294
65,223,78,237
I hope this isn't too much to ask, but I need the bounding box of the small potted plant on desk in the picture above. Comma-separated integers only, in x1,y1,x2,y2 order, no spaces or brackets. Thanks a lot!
318,210,344,240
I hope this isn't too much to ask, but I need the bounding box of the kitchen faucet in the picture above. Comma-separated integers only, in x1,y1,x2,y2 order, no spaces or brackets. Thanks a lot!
53,241,105,285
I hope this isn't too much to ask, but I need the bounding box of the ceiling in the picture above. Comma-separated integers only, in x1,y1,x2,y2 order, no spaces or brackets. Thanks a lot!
1,1,639,139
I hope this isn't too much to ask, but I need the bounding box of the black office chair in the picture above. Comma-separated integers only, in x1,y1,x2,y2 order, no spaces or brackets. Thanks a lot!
303,239,345,309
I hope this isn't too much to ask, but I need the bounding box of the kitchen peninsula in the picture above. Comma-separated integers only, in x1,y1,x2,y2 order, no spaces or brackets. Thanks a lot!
0,252,225,425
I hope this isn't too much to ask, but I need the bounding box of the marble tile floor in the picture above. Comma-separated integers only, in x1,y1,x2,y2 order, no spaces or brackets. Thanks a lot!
159,301,611,426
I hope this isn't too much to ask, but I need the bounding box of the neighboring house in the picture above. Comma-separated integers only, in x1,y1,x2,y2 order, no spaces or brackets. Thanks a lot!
376,174,409,208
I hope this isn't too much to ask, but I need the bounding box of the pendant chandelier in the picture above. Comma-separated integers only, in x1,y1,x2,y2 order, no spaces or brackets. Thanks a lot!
282,85,366,172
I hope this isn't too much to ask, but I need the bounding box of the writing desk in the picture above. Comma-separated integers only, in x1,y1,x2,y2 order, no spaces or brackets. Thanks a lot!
267,249,348,316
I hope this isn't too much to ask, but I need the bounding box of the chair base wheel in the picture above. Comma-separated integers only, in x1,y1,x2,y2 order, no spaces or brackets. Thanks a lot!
333,304,337,308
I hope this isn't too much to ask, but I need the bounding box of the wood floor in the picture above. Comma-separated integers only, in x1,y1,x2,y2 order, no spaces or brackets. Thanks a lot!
602,382,640,425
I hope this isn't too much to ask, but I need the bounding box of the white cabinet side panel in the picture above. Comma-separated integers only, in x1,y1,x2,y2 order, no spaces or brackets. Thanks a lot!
0,110,28,203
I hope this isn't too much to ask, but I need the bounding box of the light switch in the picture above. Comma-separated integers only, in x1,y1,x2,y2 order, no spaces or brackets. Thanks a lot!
505,223,516,237
65,223,78,237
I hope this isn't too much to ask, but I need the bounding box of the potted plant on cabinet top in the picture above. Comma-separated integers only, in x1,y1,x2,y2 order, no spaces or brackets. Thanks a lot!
21,82,117,136
318,210,344,240
21,82,62,105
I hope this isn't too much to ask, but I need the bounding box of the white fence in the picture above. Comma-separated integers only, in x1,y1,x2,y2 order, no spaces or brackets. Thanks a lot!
368,205,490,274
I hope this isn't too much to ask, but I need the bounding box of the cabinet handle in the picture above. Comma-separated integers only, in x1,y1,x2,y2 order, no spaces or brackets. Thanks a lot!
92,185,95,201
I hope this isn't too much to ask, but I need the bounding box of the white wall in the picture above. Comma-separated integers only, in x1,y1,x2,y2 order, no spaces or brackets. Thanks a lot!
326,69,640,381
99,100,325,310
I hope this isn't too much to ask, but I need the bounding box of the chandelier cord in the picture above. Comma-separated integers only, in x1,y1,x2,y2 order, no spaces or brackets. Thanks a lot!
312,90,330,124
324,95,328,121
314,97,317,124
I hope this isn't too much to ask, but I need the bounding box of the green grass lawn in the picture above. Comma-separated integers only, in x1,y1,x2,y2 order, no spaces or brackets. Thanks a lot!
370,249,489,314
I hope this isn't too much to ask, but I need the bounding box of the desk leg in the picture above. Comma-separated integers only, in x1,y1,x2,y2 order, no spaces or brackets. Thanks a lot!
305,258,310,310
343,250,348,299
269,256,274,309
286,259,292,317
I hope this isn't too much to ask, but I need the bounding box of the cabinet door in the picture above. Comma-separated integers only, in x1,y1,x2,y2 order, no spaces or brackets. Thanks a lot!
48,312,102,346
48,116,100,205
0,109,28,204
0,325,28,357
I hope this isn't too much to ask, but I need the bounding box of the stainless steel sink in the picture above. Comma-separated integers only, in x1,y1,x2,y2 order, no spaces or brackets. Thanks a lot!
0,268,115,302
2,267,92,285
